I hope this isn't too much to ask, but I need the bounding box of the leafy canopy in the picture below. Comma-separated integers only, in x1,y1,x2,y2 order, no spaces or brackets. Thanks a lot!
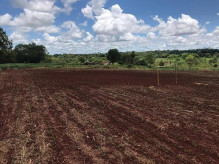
0,27,13,63
107,49,120,64
14,43,47,63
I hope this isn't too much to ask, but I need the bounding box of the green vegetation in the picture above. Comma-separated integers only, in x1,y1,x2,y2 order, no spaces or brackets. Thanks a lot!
107,49,120,64
0,27,47,64
14,43,47,63
0,27,13,63
0,26,218,71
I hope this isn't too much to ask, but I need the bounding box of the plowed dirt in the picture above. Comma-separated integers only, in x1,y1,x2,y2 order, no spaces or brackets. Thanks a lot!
0,69,218,164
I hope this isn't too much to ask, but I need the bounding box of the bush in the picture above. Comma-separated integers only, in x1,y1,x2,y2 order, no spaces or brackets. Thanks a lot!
127,64,133,68
159,60,165,66
135,58,147,66
209,56,218,67
107,49,120,64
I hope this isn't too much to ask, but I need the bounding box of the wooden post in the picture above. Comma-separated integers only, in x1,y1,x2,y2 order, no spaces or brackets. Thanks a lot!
175,63,178,84
156,63,160,87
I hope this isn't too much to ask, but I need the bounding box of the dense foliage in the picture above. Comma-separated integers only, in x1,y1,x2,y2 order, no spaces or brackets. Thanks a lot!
0,27,47,63
0,27,13,63
107,49,121,64
14,43,47,63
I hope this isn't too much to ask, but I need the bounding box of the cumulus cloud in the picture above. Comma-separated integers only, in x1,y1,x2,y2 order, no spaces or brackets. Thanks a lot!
9,32,28,44
217,13,219,16
1,0,219,54
82,0,107,19
61,0,79,14
61,21,84,40
207,27,219,37
0,0,59,35
0,14,12,26
35,25,60,34
11,9,55,27
1,0,79,35
9,0,58,13
83,32,94,42
92,4,150,42
82,5,94,19
43,33,59,44
153,14,203,36
82,1,150,42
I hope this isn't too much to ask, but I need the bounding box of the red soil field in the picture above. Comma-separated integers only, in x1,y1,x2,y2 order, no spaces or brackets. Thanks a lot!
0,69,218,164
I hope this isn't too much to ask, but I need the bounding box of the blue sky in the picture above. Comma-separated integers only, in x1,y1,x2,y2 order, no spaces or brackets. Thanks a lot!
0,0,219,54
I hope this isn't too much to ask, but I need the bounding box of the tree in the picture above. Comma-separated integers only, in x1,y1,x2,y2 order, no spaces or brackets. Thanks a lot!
14,43,47,63
209,56,218,67
78,56,86,64
159,60,165,66
0,27,13,63
119,51,136,65
28,43,47,63
167,54,180,66
145,53,155,65
107,49,120,64
185,54,199,70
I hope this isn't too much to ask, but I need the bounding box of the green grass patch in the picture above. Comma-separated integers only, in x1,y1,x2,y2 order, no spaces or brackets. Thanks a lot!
0,62,218,71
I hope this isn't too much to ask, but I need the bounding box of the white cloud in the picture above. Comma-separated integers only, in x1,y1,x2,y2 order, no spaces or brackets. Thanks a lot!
43,33,59,44
11,9,55,27
82,5,94,19
153,14,202,36
1,0,219,54
83,32,94,42
217,13,219,16
147,32,156,39
80,21,88,27
205,21,210,25
207,26,219,37
61,21,84,39
35,25,60,34
61,0,79,14
92,4,150,42
0,14,12,25
1,0,58,33
82,0,107,19
9,32,28,44
0,0,80,44
9,0,58,12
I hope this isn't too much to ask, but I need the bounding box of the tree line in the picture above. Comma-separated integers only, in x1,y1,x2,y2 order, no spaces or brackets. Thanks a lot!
0,26,218,68
0,27,47,64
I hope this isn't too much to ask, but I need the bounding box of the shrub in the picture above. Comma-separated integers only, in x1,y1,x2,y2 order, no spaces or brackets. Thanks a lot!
107,49,120,64
127,64,133,68
159,60,165,66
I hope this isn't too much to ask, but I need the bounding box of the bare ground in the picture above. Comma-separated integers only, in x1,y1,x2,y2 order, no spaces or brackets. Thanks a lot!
0,69,218,164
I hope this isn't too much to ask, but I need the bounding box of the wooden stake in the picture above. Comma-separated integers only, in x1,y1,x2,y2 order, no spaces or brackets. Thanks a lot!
156,63,160,87
175,63,178,84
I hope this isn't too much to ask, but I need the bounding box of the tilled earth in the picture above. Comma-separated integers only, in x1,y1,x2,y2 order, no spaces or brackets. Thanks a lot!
0,69,218,164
